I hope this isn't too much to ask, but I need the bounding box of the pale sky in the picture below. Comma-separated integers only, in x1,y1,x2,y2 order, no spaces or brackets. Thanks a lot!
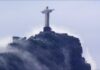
0,1,100,70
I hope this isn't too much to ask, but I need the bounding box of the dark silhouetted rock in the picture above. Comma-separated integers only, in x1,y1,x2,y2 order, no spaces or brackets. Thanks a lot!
0,31,91,70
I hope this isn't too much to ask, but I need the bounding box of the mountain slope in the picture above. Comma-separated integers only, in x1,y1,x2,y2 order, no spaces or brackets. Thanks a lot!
0,31,91,70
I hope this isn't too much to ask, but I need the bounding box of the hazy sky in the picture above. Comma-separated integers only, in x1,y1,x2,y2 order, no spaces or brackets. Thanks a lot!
0,1,100,70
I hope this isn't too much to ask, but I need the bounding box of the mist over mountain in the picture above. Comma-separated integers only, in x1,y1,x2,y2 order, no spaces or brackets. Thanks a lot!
0,30,91,70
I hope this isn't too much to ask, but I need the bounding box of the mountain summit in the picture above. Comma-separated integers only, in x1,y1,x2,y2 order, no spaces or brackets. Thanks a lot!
0,31,91,70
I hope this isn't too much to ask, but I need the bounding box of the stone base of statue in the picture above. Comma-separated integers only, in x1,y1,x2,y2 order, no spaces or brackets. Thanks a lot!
43,27,51,32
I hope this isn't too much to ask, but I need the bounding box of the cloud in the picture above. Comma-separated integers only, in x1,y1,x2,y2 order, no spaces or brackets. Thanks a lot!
0,36,12,47
0,36,12,52
25,28,42,38
84,48,96,70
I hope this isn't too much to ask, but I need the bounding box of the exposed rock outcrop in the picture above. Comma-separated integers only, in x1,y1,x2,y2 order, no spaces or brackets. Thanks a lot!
0,31,91,70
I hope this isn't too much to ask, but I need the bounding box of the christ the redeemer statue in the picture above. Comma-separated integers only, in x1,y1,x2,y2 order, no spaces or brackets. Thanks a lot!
42,6,54,31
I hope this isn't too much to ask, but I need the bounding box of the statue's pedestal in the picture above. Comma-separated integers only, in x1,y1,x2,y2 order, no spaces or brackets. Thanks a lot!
43,27,51,32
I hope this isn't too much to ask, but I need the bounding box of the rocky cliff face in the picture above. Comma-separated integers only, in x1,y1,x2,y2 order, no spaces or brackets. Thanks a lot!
0,31,91,70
